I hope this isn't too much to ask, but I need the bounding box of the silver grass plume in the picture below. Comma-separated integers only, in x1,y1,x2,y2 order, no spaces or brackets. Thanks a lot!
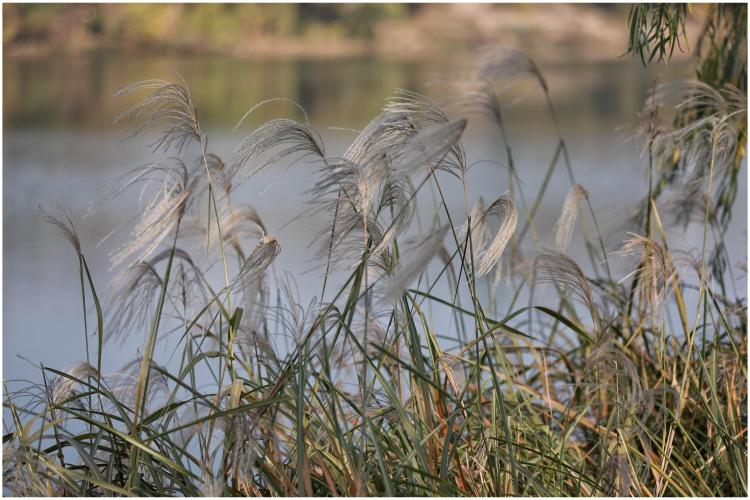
225,118,325,191
193,152,231,199
39,206,82,258
644,80,745,125
48,362,99,407
236,270,275,364
89,159,195,270
106,360,169,415
456,77,505,127
616,234,677,317
273,276,323,347
313,210,391,275
456,49,544,140
383,90,467,174
475,192,518,278
107,248,205,342
380,224,449,302
183,203,267,259
580,342,643,429
346,89,467,175
473,46,548,92
327,306,392,373
535,251,598,323
231,235,281,292
371,170,418,256
114,79,201,153
578,340,674,452
639,80,746,209
311,89,466,272
310,157,384,227
391,118,468,175
554,184,589,252
459,197,490,252
308,158,398,271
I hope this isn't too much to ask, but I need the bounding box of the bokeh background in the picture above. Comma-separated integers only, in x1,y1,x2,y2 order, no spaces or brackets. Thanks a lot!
4,4,746,384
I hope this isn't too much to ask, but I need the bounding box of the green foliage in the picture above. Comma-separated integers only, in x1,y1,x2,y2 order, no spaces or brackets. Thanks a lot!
627,4,688,64
695,4,747,93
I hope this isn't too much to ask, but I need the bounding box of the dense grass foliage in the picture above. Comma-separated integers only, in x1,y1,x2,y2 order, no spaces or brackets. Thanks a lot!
3,46,747,497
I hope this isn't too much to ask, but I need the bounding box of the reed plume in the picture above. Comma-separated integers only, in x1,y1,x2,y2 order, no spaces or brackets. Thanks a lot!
114,79,201,153
475,192,518,278
554,184,588,252
381,224,449,302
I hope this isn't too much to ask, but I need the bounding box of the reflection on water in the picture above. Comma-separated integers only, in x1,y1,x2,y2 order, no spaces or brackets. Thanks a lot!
4,55,746,383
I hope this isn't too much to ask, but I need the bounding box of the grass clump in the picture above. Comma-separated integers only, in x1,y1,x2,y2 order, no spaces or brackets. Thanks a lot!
3,46,747,497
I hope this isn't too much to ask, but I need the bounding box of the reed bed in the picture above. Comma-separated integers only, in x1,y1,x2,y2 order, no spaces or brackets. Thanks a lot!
3,46,747,497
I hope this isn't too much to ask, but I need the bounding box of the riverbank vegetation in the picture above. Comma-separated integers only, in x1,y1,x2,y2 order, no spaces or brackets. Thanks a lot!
1,4,699,61
3,5,747,497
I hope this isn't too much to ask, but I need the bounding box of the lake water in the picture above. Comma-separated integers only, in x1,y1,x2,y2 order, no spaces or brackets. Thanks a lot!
4,54,746,385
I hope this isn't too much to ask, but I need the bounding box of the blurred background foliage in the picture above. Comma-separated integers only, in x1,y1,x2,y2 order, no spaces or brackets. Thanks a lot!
5,3,687,61
4,4,413,56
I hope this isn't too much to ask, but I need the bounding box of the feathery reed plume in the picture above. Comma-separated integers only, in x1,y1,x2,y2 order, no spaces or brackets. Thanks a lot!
108,261,161,341
473,46,548,92
460,197,490,250
456,47,548,146
310,157,384,224
308,156,409,272
456,77,505,127
475,192,518,278
392,118,468,174
617,234,677,316
107,248,203,342
535,251,598,322
317,210,389,274
225,118,325,190
197,152,231,195
308,89,466,275
231,235,280,292
645,80,744,122
380,224,449,302
554,184,588,252
663,187,715,228
89,159,194,270
372,170,417,252
48,363,98,407
236,271,275,364
114,79,201,153
184,203,267,258
638,79,746,227
581,342,643,422
107,360,169,414
39,206,82,258
346,89,467,175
